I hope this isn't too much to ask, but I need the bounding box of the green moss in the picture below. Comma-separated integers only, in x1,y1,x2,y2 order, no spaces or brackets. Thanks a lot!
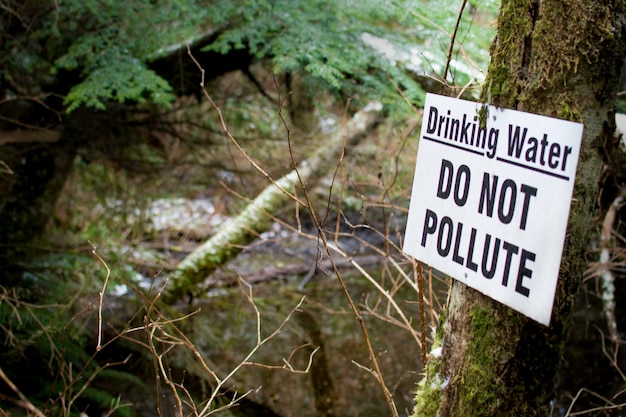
412,326,445,417
412,306,515,417
557,100,583,123
559,101,574,121
484,64,510,101
412,357,444,416
481,0,534,108
456,306,501,415
478,103,489,129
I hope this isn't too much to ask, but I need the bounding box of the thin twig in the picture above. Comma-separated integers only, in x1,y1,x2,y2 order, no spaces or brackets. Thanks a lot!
415,260,428,366
187,45,305,206
0,366,47,417
244,345,320,374
297,166,400,417
90,241,111,351
442,0,469,87
565,387,626,416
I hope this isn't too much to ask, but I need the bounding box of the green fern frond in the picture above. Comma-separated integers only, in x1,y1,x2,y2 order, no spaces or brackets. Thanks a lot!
64,54,175,112
80,386,136,417
97,369,147,389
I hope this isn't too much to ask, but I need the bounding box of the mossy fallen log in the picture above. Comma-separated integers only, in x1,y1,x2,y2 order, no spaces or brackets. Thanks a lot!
164,106,384,302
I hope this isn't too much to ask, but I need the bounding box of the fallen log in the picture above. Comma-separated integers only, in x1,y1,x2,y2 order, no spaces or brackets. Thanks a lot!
164,105,384,302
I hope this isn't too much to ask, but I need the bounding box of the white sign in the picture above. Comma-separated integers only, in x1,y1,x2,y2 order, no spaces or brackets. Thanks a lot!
403,93,583,326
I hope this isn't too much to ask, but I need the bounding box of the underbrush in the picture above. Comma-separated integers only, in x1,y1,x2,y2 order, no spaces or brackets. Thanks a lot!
1,72,443,416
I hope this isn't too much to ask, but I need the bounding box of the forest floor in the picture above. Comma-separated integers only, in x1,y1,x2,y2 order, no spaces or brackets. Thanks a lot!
37,102,443,417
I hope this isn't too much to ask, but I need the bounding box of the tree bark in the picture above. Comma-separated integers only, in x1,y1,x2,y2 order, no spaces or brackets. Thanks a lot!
164,106,384,301
413,1,626,416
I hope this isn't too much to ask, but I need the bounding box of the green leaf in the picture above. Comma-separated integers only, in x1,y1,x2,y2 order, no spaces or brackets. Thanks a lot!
64,54,175,112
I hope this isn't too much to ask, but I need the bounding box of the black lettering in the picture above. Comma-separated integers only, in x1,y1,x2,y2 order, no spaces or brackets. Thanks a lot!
454,165,471,206
426,107,438,134
539,134,549,166
519,184,538,230
548,142,560,169
437,216,454,256
437,159,454,199
444,110,451,137
515,250,535,297
476,126,487,148
498,179,517,224
460,114,471,144
450,117,460,140
470,119,477,146
466,227,479,271
421,209,438,247
486,128,498,159
481,235,501,279
452,222,465,265
525,137,538,162
478,173,498,217
501,241,519,287
561,145,573,171
438,114,445,136
507,124,527,158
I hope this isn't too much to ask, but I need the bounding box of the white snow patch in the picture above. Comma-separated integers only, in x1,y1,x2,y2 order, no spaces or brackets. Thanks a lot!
361,32,399,64
363,102,383,112
320,117,337,133
430,346,442,358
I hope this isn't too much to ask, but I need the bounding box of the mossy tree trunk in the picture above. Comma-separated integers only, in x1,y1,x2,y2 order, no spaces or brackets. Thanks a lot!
413,1,626,416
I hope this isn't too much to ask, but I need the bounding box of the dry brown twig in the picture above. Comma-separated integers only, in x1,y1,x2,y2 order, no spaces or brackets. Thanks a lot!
186,45,305,207
116,272,315,417
0,280,134,417
0,160,335,417
89,241,111,351
181,42,443,417
218,174,434,351
599,330,626,381
408,7,486,95
194,280,308,416
275,96,400,417
565,387,626,416
0,366,47,417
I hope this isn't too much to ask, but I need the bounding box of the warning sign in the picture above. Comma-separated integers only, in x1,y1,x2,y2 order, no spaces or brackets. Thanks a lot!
403,93,583,325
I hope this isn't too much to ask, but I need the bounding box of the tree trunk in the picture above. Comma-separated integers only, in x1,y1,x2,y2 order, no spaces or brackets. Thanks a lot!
413,1,626,416
164,106,383,301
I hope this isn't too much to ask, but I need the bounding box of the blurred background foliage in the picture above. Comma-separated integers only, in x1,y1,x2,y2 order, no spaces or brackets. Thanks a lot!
2,0,498,113
0,1,509,416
